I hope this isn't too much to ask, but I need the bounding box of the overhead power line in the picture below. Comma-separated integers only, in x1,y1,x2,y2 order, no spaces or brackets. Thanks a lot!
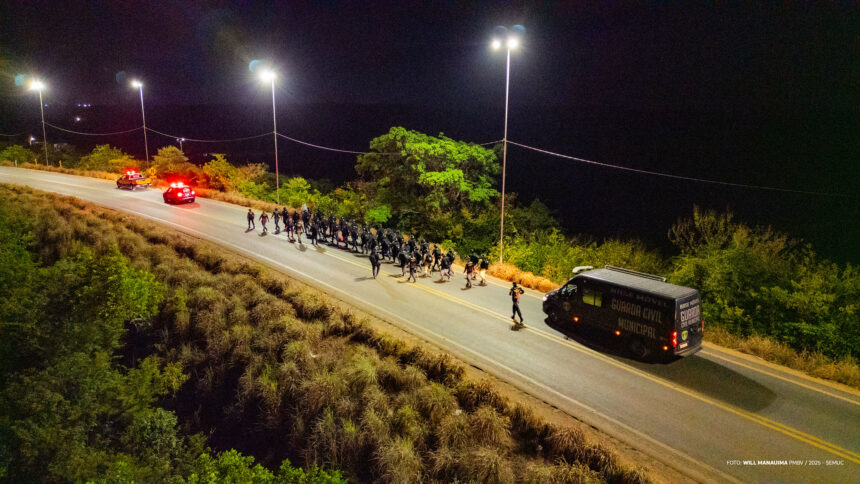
507,140,857,199
276,132,372,154
145,127,271,143
0,132,25,137
277,132,503,155
44,122,142,136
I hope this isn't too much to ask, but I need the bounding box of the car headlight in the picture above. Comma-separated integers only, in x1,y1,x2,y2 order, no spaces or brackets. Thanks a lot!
542,294,548,302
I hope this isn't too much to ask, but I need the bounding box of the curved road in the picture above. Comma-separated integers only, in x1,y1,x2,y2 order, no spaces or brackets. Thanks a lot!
2,167,858,483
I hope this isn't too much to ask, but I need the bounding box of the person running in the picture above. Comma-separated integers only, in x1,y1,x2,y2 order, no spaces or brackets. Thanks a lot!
439,254,452,281
296,219,304,244
407,254,418,283
246,209,255,229
510,282,525,326
309,222,318,246
259,211,269,234
273,209,281,233
422,251,432,277
284,216,294,241
464,260,475,288
469,253,480,281
370,249,381,279
432,244,442,272
479,255,489,286
398,249,409,276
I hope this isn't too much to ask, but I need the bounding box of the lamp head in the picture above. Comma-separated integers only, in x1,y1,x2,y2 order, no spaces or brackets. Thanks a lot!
506,37,519,49
130,80,143,88
491,38,502,50
260,70,276,82
29,80,45,91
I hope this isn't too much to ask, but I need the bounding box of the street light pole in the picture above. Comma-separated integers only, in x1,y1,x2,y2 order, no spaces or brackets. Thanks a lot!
29,81,49,166
492,29,521,264
261,70,280,205
499,46,511,264
177,138,185,152
37,89,49,166
131,80,149,163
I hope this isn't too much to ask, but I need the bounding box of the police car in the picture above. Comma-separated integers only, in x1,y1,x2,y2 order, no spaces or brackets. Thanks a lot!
116,169,151,190
162,182,196,204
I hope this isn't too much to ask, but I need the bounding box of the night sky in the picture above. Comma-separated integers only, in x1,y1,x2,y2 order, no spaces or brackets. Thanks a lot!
1,2,858,261
2,2,855,109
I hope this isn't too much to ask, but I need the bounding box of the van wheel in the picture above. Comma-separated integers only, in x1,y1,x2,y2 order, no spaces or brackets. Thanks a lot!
629,338,649,359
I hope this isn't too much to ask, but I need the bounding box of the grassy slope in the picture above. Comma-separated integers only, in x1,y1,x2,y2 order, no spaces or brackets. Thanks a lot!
9,162,857,390
0,183,650,483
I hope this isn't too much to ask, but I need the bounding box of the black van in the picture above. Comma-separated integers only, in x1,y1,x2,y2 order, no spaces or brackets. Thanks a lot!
542,266,703,359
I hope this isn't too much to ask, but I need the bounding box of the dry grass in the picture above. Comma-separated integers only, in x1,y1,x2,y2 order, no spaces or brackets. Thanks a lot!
489,261,561,292
18,162,119,181
705,325,860,389
0,183,651,483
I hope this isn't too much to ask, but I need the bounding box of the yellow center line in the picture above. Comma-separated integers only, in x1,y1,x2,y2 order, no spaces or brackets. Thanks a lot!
10,171,859,464
323,247,860,463
701,349,860,407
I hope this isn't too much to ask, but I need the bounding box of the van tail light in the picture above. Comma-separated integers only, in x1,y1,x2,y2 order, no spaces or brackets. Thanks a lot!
702,320,705,335
671,331,678,348
190,190,195,195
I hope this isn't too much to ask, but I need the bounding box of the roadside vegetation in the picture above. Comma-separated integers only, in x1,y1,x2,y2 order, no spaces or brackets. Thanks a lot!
2,128,857,389
0,184,648,483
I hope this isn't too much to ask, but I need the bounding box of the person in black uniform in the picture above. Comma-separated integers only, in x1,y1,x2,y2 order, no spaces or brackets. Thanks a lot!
406,253,418,283
246,209,255,229
398,248,409,276
439,254,452,281
273,208,281,233
432,244,442,272
370,249,381,279
309,221,318,246
464,259,475,288
510,282,525,326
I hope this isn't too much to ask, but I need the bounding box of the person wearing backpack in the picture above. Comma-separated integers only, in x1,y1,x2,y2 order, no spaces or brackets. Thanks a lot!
510,282,525,326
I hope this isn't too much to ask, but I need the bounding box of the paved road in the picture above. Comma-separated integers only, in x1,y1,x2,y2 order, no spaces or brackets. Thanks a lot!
2,166,858,483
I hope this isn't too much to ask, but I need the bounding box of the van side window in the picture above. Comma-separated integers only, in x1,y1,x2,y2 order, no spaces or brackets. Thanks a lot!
583,288,602,307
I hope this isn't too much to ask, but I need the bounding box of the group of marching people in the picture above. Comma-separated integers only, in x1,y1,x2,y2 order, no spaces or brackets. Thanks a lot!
245,205,493,289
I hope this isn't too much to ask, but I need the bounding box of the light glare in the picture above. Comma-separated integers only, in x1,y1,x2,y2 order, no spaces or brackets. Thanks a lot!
131,80,143,88
507,37,519,49
491,39,502,50
29,80,45,91
260,70,276,82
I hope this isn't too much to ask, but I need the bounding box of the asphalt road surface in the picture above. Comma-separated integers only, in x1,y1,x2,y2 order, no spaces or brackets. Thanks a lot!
2,166,858,483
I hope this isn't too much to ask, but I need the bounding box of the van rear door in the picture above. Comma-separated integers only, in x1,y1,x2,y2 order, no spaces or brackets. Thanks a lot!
675,292,703,355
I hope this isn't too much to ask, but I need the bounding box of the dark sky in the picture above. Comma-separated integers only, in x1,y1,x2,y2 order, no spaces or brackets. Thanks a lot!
1,2,858,262
1,2,856,110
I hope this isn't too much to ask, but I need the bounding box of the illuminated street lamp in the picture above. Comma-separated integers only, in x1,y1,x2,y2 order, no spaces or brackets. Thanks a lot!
130,80,149,163
491,26,524,264
28,80,50,166
260,69,280,204
177,137,185,151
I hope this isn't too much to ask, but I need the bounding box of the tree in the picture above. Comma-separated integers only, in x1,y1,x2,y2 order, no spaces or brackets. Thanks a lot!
355,127,500,239
0,240,204,483
0,145,37,165
152,146,198,180
201,154,240,191
283,176,313,208
78,144,130,171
